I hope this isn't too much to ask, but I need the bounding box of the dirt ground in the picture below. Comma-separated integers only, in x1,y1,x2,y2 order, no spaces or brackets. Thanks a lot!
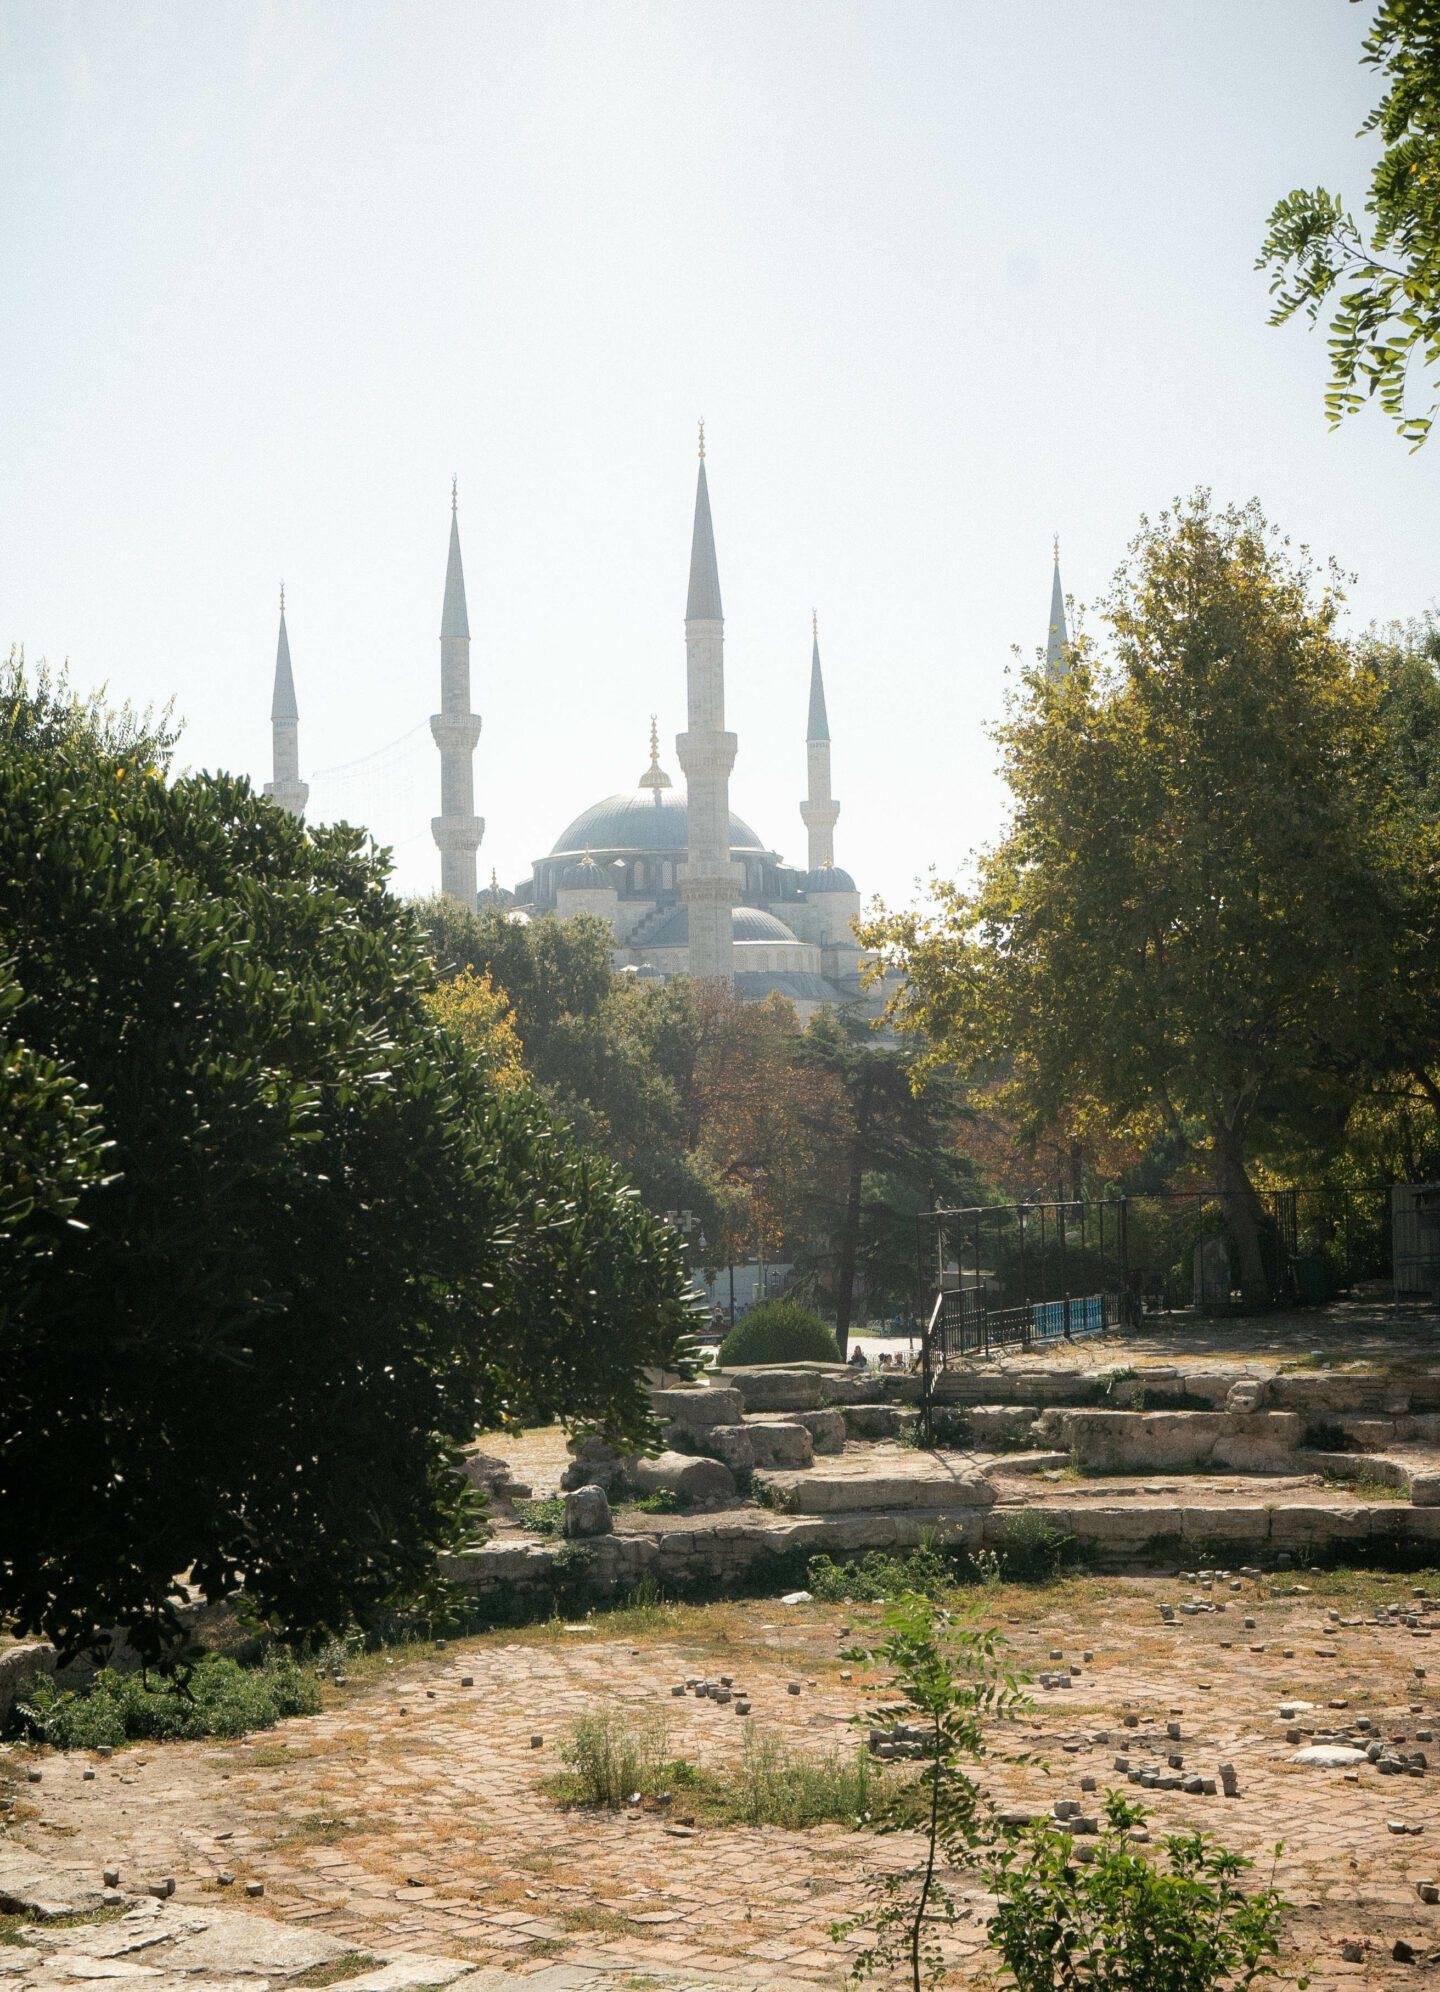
8,1566,1440,1986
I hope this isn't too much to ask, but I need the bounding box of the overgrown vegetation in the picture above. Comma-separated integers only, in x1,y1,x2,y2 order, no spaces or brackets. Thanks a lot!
549,1706,890,1828
13,1653,322,1748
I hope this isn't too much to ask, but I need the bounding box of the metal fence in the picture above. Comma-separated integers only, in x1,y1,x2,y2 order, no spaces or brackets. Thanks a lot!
918,1184,1398,1374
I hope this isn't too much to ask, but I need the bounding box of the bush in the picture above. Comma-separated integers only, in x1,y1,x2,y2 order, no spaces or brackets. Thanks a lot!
719,1298,841,1367
0,659,698,1664
987,1792,1294,1992
15,1653,321,1749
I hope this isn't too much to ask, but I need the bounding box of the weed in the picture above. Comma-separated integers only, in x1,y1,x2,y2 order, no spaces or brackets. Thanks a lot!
14,1653,322,1749
553,1705,682,1808
288,1956,378,1987
714,1729,882,1829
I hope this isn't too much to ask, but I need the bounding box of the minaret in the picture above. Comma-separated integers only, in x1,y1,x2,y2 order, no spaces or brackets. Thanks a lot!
264,583,308,818
675,424,737,984
430,479,484,905
1045,536,1070,682
800,610,839,871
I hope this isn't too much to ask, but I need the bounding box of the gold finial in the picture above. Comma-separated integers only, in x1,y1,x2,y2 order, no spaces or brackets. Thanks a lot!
698,418,705,461
812,607,818,642
639,712,673,795
1053,534,1060,565
489,867,499,892
279,580,285,615
452,475,458,515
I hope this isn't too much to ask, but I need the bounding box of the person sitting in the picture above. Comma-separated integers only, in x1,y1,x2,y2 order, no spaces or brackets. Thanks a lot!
849,1343,868,1368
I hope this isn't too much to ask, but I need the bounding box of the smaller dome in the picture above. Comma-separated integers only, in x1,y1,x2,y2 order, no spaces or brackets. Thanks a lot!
639,904,805,949
558,855,611,891
806,866,857,893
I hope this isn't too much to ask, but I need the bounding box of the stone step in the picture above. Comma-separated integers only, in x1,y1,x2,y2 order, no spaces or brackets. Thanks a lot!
842,1402,919,1440
1035,1407,1306,1474
755,1459,994,1515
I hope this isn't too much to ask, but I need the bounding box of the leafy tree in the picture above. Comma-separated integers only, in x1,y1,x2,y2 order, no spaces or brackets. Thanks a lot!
423,965,525,1091
1258,0,1440,447
793,1010,974,1352
832,1592,1025,1990
862,496,1405,1302
0,667,695,1664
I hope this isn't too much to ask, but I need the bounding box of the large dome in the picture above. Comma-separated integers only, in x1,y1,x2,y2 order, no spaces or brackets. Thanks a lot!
641,904,804,949
550,787,767,859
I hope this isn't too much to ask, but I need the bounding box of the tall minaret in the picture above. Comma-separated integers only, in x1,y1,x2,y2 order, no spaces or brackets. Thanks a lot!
264,583,308,818
1045,536,1070,683
800,610,839,871
430,479,484,905
675,424,737,984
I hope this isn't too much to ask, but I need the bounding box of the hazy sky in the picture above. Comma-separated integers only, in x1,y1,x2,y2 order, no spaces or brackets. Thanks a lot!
5,1,1438,907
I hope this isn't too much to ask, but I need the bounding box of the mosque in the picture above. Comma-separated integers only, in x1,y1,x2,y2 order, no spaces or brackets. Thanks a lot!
264,438,1071,1021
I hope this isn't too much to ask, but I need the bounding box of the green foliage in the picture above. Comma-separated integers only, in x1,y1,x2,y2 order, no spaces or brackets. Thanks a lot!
862,495,1408,1302
832,1593,1027,1989
987,1791,1297,1992
554,1704,681,1808
718,1296,842,1366
14,1654,321,1749
0,663,697,1664
809,1546,958,1604
705,1729,881,1829
551,1706,886,1828
1258,0,1440,447
808,1525,1067,1606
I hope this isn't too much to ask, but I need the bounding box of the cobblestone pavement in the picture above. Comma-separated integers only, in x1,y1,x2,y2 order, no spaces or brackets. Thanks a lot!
6,1571,1440,1985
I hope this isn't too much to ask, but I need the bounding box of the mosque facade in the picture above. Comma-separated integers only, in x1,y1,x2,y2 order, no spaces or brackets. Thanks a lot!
264,440,1071,1022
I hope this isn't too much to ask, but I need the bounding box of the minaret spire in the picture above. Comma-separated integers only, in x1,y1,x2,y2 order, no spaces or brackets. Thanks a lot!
800,611,839,871
264,583,308,819
431,482,483,904
675,431,737,984
1045,538,1070,682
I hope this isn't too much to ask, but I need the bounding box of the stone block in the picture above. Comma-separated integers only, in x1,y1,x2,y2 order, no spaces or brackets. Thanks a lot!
706,1424,757,1473
963,1404,1041,1446
743,1417,815,1469
842,1402,918,1441
628,1451,737,1507
1180,1506,1270,1545
717,1365,831,1412
0,1642,56,1724
649,1385,745,1428
795,1408,848,1453
562,1484,613,1538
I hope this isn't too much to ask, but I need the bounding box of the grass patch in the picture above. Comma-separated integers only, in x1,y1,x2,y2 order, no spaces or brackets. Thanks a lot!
1319,1469,1409,1500
547,1706,903,1829
0,1904,128,1947
13,1652,322,1749
289,1956,378,1988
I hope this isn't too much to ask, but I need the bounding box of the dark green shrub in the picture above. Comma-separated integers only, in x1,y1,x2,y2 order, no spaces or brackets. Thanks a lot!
14,1653,321,1749
719,1298,841,1367
0,659,697,1665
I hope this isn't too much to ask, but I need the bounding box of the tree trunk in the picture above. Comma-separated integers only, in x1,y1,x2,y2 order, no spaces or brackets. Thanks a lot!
1210,1122,1269,1307
834,1148,863,1358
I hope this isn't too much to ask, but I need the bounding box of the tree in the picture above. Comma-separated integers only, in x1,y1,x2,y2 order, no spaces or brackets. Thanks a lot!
0,662,695,1664
861,495,1405,1303
793,1011,974,1353
423,966,526,1091
1258,0,1440,447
